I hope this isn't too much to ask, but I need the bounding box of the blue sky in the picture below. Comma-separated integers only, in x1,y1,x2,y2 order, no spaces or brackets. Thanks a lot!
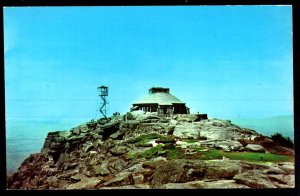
4,6,293,121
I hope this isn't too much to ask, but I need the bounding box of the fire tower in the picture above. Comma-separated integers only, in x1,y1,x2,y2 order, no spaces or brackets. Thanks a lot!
97,85,108,118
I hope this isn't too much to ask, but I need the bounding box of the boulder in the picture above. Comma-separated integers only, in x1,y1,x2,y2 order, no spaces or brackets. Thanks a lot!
173,124,200,139
99,184,150,189
177,114,201,122
83,143,94,153
63,162,79,171
169,119,178,126
72,128,81,135
214,140,243,152
233,170,277,188
94,161,110,176
109,145,129,155
109,159,127,173
57,170,79,180
278,162,294,174
137,114,161,121
142,156,168,169
204,160,243,179
101,172,134,187
110,130,125,140
125,120,141,130
164,180,249,189
70,174,86,182
133,174,144,184
150,160,202,188
200,127,236,141
101,121,120,140
245,144,265,152
267,174,294,188
125,163,143,173
66,177,102,189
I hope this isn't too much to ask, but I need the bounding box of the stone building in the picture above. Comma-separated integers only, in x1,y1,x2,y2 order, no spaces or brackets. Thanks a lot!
130,87,190,116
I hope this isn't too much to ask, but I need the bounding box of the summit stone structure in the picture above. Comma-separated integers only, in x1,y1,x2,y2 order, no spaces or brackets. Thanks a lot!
131,87,190,115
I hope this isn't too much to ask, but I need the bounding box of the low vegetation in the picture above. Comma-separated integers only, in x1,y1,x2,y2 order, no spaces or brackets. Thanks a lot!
141,144,164,159
270,132,294,148
183,138,198,143
127,133,162,144
126,141,293,163
203,150,292,162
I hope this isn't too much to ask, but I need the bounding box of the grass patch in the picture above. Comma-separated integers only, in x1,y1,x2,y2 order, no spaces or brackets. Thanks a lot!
125,140,293,163
198,149,292,162
165,145,185,159
183,138,198,143
127,133,161,145
221,151,292,162
141,144,164,159
190,145,206,151
124,152,139,160
131,144,186,159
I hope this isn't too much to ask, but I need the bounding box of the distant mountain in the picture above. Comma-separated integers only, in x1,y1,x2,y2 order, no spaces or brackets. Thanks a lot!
231,115,294,140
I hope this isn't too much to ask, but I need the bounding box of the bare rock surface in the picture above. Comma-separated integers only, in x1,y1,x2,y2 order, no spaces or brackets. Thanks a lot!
7,114,294,189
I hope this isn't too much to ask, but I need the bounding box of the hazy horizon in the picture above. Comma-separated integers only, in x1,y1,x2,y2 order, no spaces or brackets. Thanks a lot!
6,114,294,139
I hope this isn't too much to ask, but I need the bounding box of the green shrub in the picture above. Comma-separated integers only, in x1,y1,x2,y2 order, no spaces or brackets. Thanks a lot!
270,133,294,148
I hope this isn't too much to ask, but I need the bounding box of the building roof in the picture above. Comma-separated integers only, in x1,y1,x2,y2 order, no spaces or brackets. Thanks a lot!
133,87,185,105
98,85,108,89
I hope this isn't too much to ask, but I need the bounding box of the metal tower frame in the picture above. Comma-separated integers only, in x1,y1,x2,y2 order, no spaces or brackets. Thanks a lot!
97,86,108,118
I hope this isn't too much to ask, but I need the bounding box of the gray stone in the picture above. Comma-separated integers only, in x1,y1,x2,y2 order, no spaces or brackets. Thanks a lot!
214,140,243,152
83,143,94,152
57,170,79,180
70,174,85,182
102,172,134,187
109,145,129,155
64,162,79,171
173,123,201,139
177,114,201,122
110,130,125,140
99,184,150,189
245,144,265,152
94,161,110,176
204,160,243,179
72,128,81,135
150,160,203,188
66,177,102,189
133,174,144,184
233,170,277,188
278,162,295,174
164,180,249,189
142,156,168,169
109,159,127,172
268,174,294,188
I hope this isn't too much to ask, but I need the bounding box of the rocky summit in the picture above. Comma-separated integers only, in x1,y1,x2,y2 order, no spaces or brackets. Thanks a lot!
6,112,294,189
